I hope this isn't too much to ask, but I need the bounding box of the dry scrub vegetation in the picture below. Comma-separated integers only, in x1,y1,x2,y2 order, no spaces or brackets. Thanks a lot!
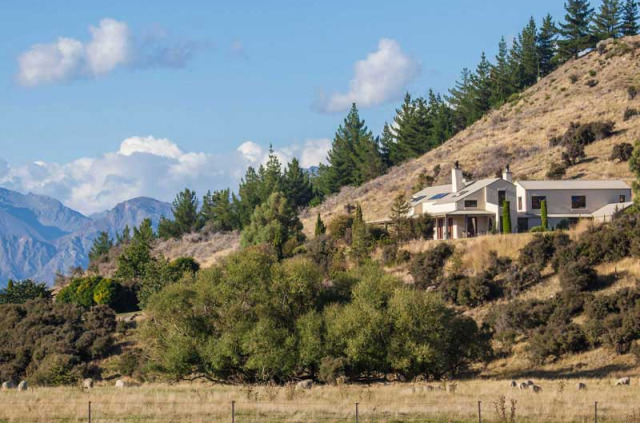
301,36,640,234
4,380,640,422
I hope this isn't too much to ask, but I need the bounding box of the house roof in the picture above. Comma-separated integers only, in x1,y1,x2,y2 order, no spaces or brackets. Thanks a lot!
410,184,452,206
516,180,631,190
431,178,500,205
591,201,634,217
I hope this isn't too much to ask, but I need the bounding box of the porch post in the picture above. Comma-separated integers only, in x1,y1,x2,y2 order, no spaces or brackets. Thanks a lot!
444,214,448,239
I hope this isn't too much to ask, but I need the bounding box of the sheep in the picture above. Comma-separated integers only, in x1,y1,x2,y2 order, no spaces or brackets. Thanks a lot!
526,380,535,386
510,380,518,388
83,378,94,389
576,382,587,391
616,377,631,386
531,385,542,393
518,382,529,390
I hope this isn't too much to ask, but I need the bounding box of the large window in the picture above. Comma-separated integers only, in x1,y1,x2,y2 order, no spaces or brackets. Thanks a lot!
464,200,478,208
620,195,627,203
531,196,546,210
518,196,523,210
571,195,586,209
498,190,506,206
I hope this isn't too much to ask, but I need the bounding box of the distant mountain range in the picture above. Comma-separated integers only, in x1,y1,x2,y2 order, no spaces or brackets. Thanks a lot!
0,187,172,286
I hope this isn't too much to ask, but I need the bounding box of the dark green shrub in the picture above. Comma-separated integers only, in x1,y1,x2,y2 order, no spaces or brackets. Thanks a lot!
57,276,123,309
327,215,353,239
611,142,634,161
558,259,598,292
381,244,398,266
409,243,454,289
318,356,346,384
118,349,144,378
546,162,567,180
0,279,51,304
397,250,412,263
528,322,588,364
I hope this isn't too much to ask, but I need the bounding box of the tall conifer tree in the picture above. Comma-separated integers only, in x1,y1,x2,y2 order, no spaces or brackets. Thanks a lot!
557,0,595,61
621,0,639,36
591,0,623,40
538,14,558,76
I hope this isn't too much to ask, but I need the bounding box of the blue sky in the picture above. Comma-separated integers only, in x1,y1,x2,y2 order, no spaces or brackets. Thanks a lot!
0,0,569,213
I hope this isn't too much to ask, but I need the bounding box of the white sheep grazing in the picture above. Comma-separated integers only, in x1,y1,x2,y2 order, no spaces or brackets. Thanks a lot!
576,382,587,391
83,378,94,389
526,380,535,386
531,385,542,393
616,377,631,386
518,382,529,390
115,379,126,388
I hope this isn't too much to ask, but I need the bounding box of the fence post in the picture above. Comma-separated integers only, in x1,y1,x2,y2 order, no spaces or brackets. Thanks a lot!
355,402,359,423
231,400,235,423
478,401,482,423
594,401,598,423
88,401,92,423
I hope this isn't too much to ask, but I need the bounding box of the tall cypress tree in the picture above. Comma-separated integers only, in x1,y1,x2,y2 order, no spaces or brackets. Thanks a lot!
557,0,595,61
591,0,623,40
621,0,639,36
538,14,558,77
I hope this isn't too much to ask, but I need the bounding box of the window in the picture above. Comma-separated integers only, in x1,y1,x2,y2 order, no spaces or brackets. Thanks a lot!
429,193,448,200
498,190,506,206
518,196,523,210
464,200,478,208
571,195,586,209
518,218,529,233
532,196,546,210
620,195,627,203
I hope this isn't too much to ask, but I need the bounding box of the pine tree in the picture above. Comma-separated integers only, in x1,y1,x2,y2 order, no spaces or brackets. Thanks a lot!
507,35,525,90
538,14,558,76
427,91,455,145
448,68,475,131
621,0,639,36
282,157,314,209
520,17,540,86
389,194,411,241
392,93,420,161
88,231,113,262
116,218,156,282
237,166,263,226
201,189,238,232
352,126,385,185
314,213,326,237
557,0,595,61
350,203,371,261
490,36,513,106
116,225,131,245
379,122,397,167
171,188,200,235
592,0,623,40
259,145,284,201
469,52,492,121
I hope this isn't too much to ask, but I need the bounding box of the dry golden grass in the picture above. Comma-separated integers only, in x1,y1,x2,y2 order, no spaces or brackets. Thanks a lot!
154,231,240,268
300,36,640,235
5,379,640,422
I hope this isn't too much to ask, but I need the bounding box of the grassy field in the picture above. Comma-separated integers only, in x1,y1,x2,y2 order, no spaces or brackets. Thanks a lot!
2,379,640,423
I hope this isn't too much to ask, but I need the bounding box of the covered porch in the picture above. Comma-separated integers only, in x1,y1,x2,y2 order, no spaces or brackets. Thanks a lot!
433,211,497,240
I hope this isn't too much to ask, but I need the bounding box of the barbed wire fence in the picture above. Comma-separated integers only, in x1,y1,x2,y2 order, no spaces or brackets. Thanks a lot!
0,399,613,423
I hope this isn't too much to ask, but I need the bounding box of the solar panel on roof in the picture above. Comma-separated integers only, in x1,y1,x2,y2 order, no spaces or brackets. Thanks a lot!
428,193,448,200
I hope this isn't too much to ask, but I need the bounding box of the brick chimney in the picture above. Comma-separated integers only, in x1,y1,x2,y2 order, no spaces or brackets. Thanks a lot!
452,161,464,192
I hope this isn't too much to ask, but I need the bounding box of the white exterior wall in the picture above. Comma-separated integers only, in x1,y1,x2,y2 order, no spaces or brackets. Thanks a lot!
516,186,631,216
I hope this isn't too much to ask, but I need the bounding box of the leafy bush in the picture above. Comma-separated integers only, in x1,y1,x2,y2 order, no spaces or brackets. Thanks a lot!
0,301,115,384
528,321,588,364
381,244,398,266
409,243,454,289
611,142,634,162
57,276,124,310
558,259,598,293
327,214,353,239
519,233,570,270
546,162,567,180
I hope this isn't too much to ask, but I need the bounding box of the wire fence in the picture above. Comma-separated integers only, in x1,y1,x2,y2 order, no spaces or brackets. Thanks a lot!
0,399,617,423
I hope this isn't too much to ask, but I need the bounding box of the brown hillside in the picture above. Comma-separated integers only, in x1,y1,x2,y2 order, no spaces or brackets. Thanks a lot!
301,36,640,234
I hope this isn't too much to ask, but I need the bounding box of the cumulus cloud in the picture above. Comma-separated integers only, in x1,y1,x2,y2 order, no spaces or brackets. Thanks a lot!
17,18,202,87
0,137,331,215
316,38,421,113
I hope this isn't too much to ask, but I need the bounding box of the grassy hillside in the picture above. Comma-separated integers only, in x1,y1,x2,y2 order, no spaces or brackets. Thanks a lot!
301,36,640,233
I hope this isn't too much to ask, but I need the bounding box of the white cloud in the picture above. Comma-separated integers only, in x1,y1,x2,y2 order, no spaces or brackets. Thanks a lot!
0,137,330,215
17,18,201,87
316,38,421,113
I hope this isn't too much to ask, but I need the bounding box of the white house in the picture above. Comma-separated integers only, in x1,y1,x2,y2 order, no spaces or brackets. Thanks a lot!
410,162,632,240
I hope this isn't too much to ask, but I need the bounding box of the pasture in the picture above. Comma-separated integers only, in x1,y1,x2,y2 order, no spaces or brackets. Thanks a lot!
1,378,640,422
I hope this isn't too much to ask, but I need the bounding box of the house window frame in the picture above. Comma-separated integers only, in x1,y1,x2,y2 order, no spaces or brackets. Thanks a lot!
531,196,546,210
518,196,523,210
464,199,478,208
571,195,587,209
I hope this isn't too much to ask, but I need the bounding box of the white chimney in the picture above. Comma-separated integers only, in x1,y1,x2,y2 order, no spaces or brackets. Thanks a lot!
452,161,464,192
502,164,513,183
